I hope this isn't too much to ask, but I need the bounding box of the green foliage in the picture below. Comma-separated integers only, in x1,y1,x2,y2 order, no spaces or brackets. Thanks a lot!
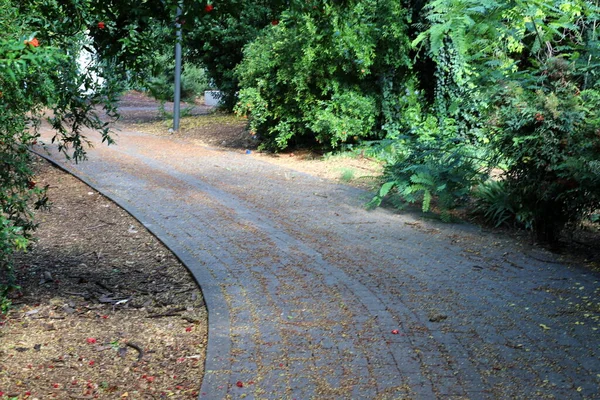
368,132,484,220
372,0,600,242
235,0,412,151
1,0,122,309
472,180,516,227
489,58,600,242
145,54,210,103
186,0,287,110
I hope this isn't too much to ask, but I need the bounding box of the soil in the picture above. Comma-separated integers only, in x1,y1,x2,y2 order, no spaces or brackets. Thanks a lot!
0,155,207,399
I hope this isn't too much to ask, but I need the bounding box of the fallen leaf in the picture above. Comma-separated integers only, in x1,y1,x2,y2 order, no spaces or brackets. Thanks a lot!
539,324,551,330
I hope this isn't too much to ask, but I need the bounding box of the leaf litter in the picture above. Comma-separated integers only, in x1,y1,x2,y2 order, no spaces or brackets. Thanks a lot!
0,158,207,399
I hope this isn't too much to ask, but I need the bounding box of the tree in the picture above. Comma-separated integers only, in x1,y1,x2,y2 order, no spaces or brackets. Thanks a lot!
0,0,183,307
384,0,600,241
235,0,413,150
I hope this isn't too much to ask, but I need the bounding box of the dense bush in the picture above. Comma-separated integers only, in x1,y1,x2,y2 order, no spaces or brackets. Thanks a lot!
235,0,412,151
377,0,600,241
186,1,287,110
145,54,210,103
489,59,600,241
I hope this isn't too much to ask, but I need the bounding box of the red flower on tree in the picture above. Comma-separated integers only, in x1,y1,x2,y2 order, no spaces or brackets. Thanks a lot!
25,37,39,47
271,20,279,26
97,21,106,29
205,4,214,12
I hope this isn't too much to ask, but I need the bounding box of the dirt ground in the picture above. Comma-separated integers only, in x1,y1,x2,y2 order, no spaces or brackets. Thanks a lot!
0,154,208,399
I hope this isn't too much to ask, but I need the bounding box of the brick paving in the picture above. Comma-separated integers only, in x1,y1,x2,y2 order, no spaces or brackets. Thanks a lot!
36,127,600,399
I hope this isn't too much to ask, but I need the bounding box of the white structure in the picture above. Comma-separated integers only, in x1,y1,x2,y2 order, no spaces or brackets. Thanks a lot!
204,90,221,106
76,35,105,95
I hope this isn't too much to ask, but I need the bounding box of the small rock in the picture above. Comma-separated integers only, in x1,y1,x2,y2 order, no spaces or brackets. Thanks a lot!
429,314,448,323
43,323,56,331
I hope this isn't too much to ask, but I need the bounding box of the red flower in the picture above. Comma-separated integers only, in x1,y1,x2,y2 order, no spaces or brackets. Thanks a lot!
86,338,97,344
535,113,544,122
271,20,279,26
25,37,39,47
97,21,106,29
205,4,214,12
236,381,244,388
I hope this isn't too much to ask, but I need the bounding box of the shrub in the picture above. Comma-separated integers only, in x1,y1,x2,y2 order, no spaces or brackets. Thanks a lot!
235,0,412,151
489,58,600,242
187,1,286,110
472,180,516,228
146,54,210,103
368,129,485,220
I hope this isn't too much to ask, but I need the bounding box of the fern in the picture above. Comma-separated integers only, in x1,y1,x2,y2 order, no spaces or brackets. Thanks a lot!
370,134,485,216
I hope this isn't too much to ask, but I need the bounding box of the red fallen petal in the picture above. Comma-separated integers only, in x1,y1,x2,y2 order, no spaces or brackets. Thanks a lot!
248,380,255,385
89,360,95,366
101,315,108,319
146,376,155,383
53,383,60,388
25,391,31,396
185,326,192,332
236,381,243,388
391,329,399,334
86,338,97,344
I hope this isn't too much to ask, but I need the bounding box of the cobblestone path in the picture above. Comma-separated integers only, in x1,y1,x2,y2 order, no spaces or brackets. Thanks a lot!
37,127,600,399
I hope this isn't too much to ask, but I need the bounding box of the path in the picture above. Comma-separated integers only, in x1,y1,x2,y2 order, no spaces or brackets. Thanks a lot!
36,125,600,399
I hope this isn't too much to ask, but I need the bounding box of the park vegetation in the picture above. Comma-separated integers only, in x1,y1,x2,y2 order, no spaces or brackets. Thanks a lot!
2,0,599,310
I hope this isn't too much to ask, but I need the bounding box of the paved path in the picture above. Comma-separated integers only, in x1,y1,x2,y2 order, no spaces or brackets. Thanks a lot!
36,126,599,399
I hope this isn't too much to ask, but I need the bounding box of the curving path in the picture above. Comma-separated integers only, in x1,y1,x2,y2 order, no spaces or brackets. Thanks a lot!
36,125,600,399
